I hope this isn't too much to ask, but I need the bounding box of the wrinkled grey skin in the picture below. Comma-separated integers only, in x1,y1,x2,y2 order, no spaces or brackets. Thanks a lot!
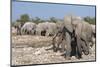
36,22,57,36
21,22,36,35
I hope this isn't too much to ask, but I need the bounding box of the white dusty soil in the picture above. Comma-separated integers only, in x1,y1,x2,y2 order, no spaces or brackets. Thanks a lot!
12,35,96,66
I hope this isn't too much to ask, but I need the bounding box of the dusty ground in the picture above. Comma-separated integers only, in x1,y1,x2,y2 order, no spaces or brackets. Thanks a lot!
12,35,96,66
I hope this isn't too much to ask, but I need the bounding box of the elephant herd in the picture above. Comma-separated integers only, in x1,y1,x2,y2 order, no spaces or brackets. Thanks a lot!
12,15,96,60
12,21,59,36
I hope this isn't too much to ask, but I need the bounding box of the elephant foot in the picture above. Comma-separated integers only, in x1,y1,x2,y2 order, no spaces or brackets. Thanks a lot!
75,54,82,59
84,51,89,55
61,53,71,60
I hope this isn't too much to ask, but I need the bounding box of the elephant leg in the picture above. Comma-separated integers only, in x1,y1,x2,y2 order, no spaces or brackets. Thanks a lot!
63,32,71,60
23,29,26,35
89,37,94,48
84,40,90,54
75,35,82,59
24,29,27,35
16,27,19,35
37,31,41,35
70,37,77,56
80,40,89,55
21,29,23,35
19,28,21,35
34,30,36,35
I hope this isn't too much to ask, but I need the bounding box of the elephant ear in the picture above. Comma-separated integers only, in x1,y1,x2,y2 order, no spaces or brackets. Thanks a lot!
64,15,73,33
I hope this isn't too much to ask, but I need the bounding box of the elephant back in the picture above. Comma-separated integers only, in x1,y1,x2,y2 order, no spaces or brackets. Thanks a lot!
36,22,48,31
21,22,36,32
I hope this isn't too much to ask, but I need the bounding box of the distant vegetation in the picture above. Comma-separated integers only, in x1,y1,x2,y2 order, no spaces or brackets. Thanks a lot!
16,14,30,25
83,16,96,25
12,14,96,26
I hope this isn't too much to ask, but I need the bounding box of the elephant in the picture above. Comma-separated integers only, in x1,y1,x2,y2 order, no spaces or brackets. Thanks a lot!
69,15,94,56
46,22,58,36
21,22,36,35
13,22,22,35
52,15,93,59
36,22,48,36
36,22,58,36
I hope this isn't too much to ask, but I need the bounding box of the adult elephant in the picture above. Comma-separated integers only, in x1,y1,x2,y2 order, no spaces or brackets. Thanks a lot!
21,22,36,35
36,22,58,36
70,15,94,56
57,15,93,59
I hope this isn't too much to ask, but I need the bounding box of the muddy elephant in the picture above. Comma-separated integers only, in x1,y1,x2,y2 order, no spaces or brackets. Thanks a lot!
36,22,58,36
21,22,36,35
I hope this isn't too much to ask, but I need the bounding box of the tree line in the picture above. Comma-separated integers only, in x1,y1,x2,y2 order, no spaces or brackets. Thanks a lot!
12,14,96,26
